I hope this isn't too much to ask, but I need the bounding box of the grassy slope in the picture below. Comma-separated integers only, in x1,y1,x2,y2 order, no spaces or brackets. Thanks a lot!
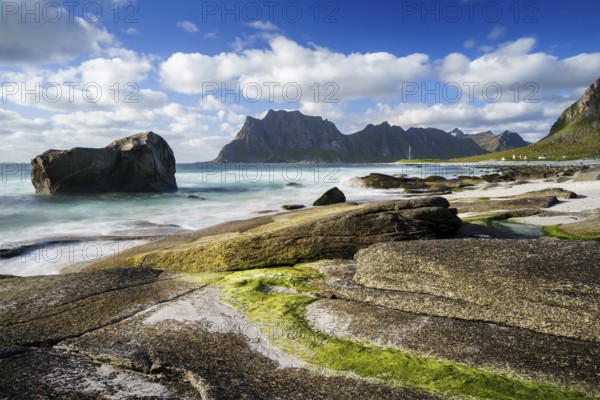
195,267,599,400
452,115,600,162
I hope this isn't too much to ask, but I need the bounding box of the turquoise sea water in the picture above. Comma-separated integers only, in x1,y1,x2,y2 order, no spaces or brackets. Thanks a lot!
0,162,486,275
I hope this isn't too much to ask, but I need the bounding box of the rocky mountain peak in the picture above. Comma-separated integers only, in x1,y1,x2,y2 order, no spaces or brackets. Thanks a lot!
448,128,465,137
549,76,600,136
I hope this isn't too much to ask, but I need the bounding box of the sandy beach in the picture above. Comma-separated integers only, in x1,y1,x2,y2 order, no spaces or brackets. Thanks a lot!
446,176,600,227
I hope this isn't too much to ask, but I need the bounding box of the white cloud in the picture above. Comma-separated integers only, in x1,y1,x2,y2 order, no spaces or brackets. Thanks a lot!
159,36,431,102
362,100,563,141
439,38,600,99
464,39,476,49
246,21,279,31
176,21,199,33
0,52,159,112
488,26,507,40
123,28,139,35
0,0,115,65
3,33,600,163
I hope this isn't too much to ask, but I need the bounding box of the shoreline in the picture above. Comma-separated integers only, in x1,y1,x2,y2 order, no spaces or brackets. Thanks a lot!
1,166,599,399
3,163,600,277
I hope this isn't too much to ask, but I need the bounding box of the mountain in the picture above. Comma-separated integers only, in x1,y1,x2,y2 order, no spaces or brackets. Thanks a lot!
536,76,600,154
466,130,530,152
213,110,487,162
448,128,466,138
454,76,600,161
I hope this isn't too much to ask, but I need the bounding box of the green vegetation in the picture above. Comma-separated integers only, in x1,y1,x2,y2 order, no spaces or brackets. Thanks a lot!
395,158,445,163
209,267,597,400
543,225,584,240
453,114,600,162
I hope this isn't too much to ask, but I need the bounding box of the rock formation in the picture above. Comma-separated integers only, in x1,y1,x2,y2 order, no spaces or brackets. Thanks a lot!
351,239,600,342
88,197,461,272
213,110,487,162
31,132,177,194
313,187,346,206
549,76,600,136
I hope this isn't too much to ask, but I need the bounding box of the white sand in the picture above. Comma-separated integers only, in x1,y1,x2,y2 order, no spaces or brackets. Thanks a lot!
446,179,600,214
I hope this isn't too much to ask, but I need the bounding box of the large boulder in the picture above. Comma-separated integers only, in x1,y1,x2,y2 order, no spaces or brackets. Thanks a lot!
31,132,177,194
88,197,462,272
313,187,346,206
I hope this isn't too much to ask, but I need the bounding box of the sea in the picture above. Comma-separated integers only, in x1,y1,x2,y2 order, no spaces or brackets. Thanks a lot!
1,162,490,276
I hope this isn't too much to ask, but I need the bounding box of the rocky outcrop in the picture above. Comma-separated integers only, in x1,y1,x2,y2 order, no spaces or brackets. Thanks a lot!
532,76,600,156
307,297,600,391
31,132,177,194
88,197,462,272
450,189,576,214
213,110,487,162
0,268,434,400
573,166,600,181
555,214,600,240
313,187,346,206
549,77,600,136
352,240,600,342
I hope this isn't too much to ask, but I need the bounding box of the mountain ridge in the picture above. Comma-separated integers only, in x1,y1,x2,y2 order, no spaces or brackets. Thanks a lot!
213,110,528,162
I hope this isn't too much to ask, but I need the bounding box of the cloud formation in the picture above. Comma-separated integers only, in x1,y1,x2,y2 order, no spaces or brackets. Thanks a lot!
0,0,115,65
176,20,199,33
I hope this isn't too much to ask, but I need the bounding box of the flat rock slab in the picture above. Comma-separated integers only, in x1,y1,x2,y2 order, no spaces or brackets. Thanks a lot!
353,239,600,342
559,215,600,239
307,298,600,391
0,268,201,347
0,348,179,399
451,195,559,214
451,188,578,216
0,268,437,399
574,167,600,182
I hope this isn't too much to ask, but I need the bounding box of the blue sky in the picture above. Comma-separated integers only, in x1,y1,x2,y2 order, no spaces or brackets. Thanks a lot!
1,0,600,162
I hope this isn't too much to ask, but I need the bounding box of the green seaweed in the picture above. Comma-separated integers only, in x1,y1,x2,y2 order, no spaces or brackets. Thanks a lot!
213,267,597,400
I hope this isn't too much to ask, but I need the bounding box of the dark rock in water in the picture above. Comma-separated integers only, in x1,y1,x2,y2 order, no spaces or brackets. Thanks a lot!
422,175,446,182
282,204,305,210
187,195,205,199
286,182,302,187
313,187,346,206
358,173,410,189
31,132,177,194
